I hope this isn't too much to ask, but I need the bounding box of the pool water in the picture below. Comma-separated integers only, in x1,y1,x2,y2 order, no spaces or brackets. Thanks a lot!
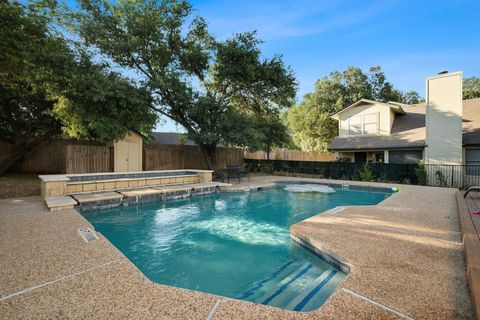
83,183,391,311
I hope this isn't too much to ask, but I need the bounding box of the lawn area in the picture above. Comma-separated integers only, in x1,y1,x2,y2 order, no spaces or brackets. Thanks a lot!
0,174,40,199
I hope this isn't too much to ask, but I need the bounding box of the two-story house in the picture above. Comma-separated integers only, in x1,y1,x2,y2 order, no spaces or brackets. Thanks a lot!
328,71,480,166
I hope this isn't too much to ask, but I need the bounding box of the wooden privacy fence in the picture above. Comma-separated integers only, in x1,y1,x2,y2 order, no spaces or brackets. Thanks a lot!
0,139,112,174
65,143,112,174
1,138,333,174
0,139,69,174
245,149,335,162
143,144,185,170
144,144,244,171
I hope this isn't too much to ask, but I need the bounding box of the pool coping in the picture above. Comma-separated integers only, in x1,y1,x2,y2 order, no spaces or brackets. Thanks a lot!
38,169,213,181
85,177,473,319
222,176,472,319
290,233,351,275
0,177,473,319
456,190,480,319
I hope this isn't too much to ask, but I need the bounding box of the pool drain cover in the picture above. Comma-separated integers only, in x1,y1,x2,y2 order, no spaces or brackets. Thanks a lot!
78,227,98,242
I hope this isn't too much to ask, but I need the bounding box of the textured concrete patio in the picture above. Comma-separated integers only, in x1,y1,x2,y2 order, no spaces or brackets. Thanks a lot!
458,189,480,317
0,177,474,319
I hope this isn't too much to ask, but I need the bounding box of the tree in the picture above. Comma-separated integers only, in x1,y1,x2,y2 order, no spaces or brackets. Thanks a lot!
71,0,296,170
54,56,156,140
402,91,423,104
254,114,292,160
287,66,422,152
464,77,480,99
0,1,65,174
0,1,155,174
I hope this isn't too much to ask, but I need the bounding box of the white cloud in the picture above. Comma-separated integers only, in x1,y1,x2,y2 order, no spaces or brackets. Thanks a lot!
196,0,398,41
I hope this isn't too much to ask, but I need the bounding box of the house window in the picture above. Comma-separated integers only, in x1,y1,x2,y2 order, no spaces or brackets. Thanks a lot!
389,150,423,164
466,148,480,176
348,116,361,135
373,152,384,163
363,113,378,134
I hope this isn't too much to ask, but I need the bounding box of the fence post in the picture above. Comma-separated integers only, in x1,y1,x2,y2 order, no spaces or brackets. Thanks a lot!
450,165,454,187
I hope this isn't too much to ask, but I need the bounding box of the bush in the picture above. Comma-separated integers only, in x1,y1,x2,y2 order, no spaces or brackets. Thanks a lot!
415,160,428,185
358,164,374,182
435,170,447,187
377,172,388,183
259,162,273,173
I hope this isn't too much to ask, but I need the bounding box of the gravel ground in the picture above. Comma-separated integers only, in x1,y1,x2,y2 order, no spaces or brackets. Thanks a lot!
0,174,40,199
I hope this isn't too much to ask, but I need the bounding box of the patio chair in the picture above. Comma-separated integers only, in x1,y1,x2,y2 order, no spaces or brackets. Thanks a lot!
240,163,252,182
213,170,227,182
464,186,480,198
226,165,242,184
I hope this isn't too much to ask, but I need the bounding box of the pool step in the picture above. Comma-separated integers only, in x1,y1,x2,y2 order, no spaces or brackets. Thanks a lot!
256,263,319,307
252,263,340,311
237,260,301,300
44,196,78,211
286,269,338,311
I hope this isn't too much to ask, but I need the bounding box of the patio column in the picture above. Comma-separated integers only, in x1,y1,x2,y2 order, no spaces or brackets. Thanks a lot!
196,170,213,183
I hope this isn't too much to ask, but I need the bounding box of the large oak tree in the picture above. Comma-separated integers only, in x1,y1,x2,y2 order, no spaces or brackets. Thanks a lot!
0,1,156,174
71,0,296,170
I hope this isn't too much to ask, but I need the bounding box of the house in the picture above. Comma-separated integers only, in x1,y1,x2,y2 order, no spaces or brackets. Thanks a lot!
151,132,225,147
151,132,196,146
328,71,480,166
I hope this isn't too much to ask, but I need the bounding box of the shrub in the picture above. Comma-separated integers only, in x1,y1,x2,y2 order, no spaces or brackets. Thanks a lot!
358,164,374,182
435,170,447,187
377,172,388,183
415,160,428,185
259,163,273,173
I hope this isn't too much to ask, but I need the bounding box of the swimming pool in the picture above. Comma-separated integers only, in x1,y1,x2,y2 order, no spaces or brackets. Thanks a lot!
83,183,391,312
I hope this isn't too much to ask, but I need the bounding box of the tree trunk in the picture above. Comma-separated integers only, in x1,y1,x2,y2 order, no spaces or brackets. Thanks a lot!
0,134,54,175
266,146,271,160
199,143,217,171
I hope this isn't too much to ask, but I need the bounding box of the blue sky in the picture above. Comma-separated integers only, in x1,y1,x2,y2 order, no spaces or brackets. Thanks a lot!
156,0,480,132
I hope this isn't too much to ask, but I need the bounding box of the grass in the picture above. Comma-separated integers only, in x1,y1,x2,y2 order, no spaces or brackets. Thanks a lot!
0,174,40,199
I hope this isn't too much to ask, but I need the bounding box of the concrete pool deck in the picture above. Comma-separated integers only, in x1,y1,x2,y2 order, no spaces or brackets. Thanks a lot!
0,177,474,319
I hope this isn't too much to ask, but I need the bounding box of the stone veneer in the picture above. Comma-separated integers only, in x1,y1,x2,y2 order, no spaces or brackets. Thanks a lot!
39,170,213,198
76,185,220,212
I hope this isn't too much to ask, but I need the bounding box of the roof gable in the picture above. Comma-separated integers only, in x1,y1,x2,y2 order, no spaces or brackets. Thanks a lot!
328,98,480,150
331,99,406,120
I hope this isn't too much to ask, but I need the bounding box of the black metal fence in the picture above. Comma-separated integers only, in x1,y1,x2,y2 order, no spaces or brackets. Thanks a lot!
246,159,480,188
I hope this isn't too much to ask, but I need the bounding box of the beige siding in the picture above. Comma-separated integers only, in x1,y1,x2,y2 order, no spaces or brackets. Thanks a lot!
339,118,348,136
425,72,463,165
389,109,396,131
338,103,393,137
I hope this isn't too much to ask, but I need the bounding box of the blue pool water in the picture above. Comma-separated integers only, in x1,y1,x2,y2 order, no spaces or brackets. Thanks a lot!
83,183,391,311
